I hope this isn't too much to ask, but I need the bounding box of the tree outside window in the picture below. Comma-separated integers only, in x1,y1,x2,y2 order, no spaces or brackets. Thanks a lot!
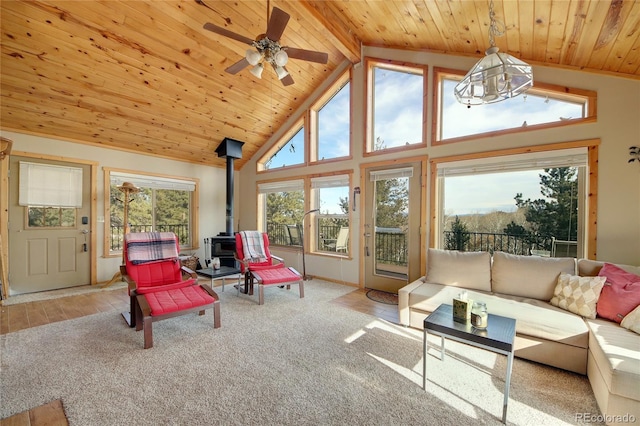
439,154,586,258
110,185,191,251
259,179,305,246
311,175,350,254
106,170,197,254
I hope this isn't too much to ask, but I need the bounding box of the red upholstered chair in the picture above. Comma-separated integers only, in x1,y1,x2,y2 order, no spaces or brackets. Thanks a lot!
121,232,220,348
235,231,304,305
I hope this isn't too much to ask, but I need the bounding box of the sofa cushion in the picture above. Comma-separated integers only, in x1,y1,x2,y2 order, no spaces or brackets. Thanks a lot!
491,252,576,300
586,318,640,401
577,259,640,277
550,273,605,319
425,249,491,292
596,263,640,323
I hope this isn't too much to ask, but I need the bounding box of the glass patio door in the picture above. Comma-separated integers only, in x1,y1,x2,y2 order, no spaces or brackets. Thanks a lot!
363,162,422,293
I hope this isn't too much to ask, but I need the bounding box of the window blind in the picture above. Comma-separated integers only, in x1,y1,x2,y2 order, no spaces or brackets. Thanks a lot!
437,148,587,177
369,167,414,181
19,162,83,207
258,179,304,193
311,175,350,188
110,171,196,191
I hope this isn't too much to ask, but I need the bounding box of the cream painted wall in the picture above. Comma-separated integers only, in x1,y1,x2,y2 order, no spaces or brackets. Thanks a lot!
238,47,640,287
0,130,234,283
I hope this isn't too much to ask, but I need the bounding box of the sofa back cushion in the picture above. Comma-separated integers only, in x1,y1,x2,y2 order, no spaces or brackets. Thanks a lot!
577,259,640,277
491,251,576,300
425,249,491,292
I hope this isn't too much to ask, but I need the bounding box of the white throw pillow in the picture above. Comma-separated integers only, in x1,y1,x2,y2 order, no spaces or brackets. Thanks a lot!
621,305,640,335
550,273,606,319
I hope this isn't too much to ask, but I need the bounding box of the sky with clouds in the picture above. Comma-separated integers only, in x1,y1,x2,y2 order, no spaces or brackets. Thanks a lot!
264,68,584,215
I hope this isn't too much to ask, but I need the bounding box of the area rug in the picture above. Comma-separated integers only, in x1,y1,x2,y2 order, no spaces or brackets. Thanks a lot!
0,280,603,425
366,289,398,305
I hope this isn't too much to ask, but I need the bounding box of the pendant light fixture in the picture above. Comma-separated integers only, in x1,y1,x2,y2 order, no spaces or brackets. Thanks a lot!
454,0,533,107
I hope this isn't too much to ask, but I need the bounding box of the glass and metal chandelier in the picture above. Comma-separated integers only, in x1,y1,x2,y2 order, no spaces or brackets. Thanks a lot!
454,0,533,107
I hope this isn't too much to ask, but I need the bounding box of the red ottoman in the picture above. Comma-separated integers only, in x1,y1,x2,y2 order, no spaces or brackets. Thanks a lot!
135,284,220,348
250,267,304,305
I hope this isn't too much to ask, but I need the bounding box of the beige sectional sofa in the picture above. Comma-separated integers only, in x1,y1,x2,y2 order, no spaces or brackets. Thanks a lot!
399,249,639,425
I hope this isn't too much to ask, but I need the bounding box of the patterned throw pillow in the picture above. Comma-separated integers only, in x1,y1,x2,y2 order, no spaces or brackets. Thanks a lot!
550,273,606,319
621,305,640,335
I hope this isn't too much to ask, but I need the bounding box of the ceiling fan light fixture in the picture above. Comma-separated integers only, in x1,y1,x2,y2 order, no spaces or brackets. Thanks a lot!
245,49,262,66
454,0,533,106
275,65,288,80
274,50,288,67
250,63,264,79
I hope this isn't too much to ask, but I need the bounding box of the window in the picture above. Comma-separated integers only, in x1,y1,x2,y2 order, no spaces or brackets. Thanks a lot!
434,69,596,143
366,59,426,153
105,169,198,254
310,174,350,255
258,119,305,171
19,162,82,229
434,148,591,259
312,71,351,162
259,68,353,171
258,179,305,246
27,207,76,228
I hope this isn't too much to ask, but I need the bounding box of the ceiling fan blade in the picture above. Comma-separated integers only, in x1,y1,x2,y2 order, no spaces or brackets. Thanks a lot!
284,47,329,64
225,58,250,74
203,22,255,45
280,73,295,86
265,7,290,41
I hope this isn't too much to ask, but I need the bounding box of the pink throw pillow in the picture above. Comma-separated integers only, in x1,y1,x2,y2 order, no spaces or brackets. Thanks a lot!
596,263,640,323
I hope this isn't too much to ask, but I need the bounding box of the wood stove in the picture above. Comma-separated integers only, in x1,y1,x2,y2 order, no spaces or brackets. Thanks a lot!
204,137,245,269
206,236,237,268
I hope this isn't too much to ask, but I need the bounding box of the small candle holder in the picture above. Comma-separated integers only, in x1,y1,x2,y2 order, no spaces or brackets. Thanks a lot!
471,301,488,330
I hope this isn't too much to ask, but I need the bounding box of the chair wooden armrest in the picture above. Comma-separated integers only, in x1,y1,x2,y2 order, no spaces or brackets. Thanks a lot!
234,253,251,269
180,265,197,279
120,264,139,327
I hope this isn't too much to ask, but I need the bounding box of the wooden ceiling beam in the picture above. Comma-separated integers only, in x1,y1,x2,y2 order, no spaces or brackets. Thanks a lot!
296,1,361,63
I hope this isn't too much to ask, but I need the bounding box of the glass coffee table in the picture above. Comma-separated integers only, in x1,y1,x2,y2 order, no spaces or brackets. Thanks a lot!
423,303,516,424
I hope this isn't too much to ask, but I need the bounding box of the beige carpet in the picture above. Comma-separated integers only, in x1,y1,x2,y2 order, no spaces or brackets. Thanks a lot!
0,280,603,425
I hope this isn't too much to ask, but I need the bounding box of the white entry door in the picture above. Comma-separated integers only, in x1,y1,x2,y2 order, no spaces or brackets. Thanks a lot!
8,156,91,294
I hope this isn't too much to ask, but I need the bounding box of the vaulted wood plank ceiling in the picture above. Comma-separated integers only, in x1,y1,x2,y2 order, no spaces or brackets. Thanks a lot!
1,1,638,169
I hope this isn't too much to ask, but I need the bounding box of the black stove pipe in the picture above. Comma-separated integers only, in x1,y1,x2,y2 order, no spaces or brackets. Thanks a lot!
215,138,244,236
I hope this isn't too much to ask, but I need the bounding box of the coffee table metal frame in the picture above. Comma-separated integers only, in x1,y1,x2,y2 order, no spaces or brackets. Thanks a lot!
422,303,516,424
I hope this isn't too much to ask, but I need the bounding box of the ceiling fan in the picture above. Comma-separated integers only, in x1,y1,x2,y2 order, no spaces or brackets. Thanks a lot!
198,0,328,86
